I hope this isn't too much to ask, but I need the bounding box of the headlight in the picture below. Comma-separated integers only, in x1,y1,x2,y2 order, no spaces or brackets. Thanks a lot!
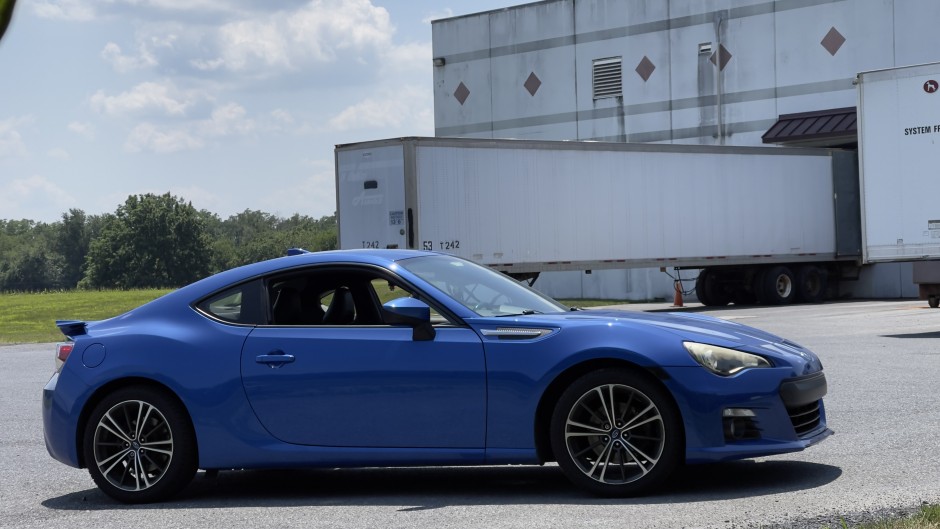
683,342,771,376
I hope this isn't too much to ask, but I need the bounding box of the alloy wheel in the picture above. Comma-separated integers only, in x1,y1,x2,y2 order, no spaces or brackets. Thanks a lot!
563,384,666,485
92,400,174,492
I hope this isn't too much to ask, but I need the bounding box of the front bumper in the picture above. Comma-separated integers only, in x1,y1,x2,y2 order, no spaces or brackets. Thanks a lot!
661,367,832,464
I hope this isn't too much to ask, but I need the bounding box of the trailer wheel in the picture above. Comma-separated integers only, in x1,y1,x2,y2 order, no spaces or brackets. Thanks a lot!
797,265,828,303
929,296,939,309
762,266,797,305
695,269,730,307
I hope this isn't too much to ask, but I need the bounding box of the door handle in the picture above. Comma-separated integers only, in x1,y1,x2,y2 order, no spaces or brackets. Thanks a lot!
255,350,296,368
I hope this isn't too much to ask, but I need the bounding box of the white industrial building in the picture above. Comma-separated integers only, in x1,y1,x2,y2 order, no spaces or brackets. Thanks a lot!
429,0,934,301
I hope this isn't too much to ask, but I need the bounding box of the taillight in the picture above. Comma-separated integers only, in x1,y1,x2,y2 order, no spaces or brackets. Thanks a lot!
55,342,74,372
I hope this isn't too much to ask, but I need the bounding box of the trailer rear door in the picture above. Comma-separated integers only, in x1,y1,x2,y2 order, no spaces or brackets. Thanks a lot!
336,145,407,250
858,62,940,262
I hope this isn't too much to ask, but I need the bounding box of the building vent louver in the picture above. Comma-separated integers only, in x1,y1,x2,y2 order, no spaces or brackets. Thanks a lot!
592,57,622,99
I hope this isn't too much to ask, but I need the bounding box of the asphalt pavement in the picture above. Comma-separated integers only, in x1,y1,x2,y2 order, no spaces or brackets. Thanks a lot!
2,299,939,528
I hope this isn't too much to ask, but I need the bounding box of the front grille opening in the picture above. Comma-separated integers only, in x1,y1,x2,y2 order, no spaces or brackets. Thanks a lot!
787,400,822,437
723,417,761,441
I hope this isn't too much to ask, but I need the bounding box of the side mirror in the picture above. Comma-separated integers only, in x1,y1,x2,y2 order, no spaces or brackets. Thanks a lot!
382,298,435,341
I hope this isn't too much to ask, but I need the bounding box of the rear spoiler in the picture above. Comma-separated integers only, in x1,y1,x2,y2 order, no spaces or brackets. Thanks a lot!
56,320,87,338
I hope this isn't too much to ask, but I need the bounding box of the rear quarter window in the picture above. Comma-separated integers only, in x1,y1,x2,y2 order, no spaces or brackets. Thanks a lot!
196,279,265,325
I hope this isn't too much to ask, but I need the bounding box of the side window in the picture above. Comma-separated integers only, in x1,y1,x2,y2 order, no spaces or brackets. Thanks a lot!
371,278,410,305
197,280,264,325
263,267,454,327
268,275,364,326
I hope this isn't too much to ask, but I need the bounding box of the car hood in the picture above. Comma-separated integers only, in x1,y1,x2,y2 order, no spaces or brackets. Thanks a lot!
473,309,823,373
490,309,780,344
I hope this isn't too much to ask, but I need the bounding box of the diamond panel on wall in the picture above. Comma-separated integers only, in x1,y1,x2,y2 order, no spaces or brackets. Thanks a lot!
454,82,470,105
635,56,655,82
821,27,846,56
709,45,732,71
524,72,542,96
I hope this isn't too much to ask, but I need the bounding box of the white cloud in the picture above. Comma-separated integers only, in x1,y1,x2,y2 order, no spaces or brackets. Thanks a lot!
286,0,393,57
101,42,158,72
196,0,394,73
270,109,294,125
31,0,251,21
124,122,203,153
47,148,71,160
68,121,96,139
260,165,336,219
90,81,193,117
190,57,226,72
122,102,259,153
198,103,255,137
42,1,416,83
32,0,95,21
379,41,431,76
214,19,292,71
125,0,238,12
0,175,74,219
328,84,433,133
0,116,32,158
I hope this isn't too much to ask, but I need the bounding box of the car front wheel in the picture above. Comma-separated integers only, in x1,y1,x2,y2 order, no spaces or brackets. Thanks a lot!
83,386,197,503
550,369,682,496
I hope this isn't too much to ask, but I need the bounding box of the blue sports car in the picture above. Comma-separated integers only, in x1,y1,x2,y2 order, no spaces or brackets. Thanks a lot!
43,249,831,503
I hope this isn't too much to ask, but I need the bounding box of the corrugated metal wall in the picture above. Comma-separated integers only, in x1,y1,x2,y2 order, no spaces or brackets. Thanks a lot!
432,0,940,147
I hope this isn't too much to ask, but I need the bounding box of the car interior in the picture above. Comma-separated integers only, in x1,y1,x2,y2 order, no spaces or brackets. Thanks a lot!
267,269,440,326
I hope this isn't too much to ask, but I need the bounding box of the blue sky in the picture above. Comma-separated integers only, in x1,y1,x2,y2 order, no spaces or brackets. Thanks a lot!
0,0,516,223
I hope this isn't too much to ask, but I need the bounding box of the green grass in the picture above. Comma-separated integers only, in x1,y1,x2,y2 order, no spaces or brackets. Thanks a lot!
838,505,940,529
0,289,173,344
820,505,940,528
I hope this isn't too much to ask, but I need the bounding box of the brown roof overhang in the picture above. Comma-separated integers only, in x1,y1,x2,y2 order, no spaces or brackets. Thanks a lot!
762,106,857,145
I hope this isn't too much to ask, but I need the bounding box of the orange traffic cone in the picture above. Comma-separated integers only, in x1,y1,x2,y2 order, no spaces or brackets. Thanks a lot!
672,280,684,307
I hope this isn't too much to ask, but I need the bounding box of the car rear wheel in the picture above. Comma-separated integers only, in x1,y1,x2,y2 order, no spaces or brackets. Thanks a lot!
83,386,196,503
550,369,682,496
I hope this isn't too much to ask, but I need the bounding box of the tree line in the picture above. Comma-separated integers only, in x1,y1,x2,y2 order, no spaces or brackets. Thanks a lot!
0,192,337,292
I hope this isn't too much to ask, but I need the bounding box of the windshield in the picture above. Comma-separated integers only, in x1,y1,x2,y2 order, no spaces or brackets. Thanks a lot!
399,254,568,317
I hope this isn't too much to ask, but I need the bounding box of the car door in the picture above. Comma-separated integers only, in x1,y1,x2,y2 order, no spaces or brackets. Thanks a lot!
240,269,486,449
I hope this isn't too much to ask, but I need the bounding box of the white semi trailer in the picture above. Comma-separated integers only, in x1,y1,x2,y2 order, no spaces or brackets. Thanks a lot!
335,138,860,305
856,62,940,306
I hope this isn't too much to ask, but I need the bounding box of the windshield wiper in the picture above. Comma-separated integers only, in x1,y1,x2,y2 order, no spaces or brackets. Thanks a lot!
496,309,543,317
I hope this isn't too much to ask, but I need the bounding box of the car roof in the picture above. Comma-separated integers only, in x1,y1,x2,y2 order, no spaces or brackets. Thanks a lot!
140,249,443,311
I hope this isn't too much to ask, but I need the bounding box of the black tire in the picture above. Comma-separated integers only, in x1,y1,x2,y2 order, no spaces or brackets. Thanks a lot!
695,269,730,307
550,369,682,497
762,265,797,305
796,265,828,303
929,296,939,309
83,386,197,503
